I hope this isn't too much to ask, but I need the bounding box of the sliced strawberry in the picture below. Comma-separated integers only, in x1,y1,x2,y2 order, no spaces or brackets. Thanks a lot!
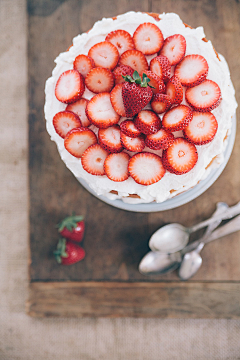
120,132,145,152
104,152,130,182
73,54,95,78
88,41,119,70
53,111,82,138
128,152,165,185
183,111,218,145
66,98,91,127
119,50,148,74
159,34,186,65
150,55,171,82
185,80,222,112
113,65,134,84
151,93,172,114
105,29,135,56
162,105,193,132
133,22,164,55
85,67,114,93
134,110,161,135
98,125,123,153
55,70,85,104
145,129,175,150
162,137,198,175
86,92,120,128
142,70,165,95
110,83,126,117
120,120,141,138
175,55,209,87
166,75,183,105
64,127,97,158
81,144,108,175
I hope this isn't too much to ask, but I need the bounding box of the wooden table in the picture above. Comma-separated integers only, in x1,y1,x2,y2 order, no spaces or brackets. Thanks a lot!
27,0,240,318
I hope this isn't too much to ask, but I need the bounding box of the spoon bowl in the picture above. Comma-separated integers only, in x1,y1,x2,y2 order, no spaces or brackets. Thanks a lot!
149,223,189,253
139,251,181,275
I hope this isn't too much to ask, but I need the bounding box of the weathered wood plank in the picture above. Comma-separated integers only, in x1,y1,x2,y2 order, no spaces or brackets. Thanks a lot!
27,281,240,318
28,0,240,317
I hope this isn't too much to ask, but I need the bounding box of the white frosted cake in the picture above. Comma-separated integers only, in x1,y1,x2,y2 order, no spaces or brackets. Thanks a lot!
45,11,237,204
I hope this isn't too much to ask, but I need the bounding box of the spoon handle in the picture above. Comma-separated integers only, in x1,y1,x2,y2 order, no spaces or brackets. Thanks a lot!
183,214,240,254
189,201,240,233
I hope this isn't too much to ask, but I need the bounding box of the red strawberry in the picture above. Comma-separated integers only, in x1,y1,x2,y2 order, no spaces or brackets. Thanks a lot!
54,238,85,265
110,83,126,117
104,152,130,182
121,71,153,117
98,125,123,153
162,137,198,175
133,22,164,55
174,55,209,87
185,80,222,112
134,110,161,135
120,120,141,138
105,29,135,56
88,41,119,70
55,69,85,104
119,50,148,74
53,111,82,138
142,70,165,94
150,55,171,82
166,75,183,105
145,129,175,150
162,105,193,132
151,93,172,114
128,152,165,185
120,132,145,152
73,54,95,78
86,92,120,128
81,144,108,175
66,98,91,127
64,127,97,158
113,65,134,84
85,67,114,93
57,214,85,242
159,34,186,65
183,111,218,145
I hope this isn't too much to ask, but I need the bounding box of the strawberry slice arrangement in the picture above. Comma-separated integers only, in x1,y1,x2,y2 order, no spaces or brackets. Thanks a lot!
52,21,222,187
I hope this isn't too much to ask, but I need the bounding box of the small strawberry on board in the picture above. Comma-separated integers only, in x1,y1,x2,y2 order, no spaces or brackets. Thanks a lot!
54,238,85,265
57,214,85,242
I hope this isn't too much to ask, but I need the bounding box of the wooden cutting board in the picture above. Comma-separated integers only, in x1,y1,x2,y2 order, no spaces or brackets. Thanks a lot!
27,0,240,318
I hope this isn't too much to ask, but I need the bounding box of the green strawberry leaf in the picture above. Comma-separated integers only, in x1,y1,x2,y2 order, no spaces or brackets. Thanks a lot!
57,214,84,232
122,74,134,83
53,238,68,264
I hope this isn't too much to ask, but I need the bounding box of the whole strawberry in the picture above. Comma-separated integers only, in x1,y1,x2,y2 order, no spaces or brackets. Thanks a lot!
122,71,153,117
54,238,85,265
57,214,85,242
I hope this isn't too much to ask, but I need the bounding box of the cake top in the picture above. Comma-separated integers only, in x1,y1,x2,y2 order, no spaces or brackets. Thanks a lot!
45,12,237,204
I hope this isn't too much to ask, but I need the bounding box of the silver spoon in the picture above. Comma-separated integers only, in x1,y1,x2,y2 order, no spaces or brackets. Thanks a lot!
139,214,240,276
178,202,228,280
139,202,227,275
149,201,240,253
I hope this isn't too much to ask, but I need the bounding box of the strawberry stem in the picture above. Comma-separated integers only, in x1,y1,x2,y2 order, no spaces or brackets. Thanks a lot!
57,214,84,232
122,70,155,88
53,238,68,264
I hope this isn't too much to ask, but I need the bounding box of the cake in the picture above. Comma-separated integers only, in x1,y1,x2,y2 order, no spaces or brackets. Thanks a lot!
45,11,237,204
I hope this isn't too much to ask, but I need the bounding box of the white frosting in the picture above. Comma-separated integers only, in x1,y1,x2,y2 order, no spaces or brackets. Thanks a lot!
45,12,237,204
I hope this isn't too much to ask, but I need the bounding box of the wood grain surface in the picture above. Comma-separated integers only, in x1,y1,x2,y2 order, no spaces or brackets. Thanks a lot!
27,0,240,317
